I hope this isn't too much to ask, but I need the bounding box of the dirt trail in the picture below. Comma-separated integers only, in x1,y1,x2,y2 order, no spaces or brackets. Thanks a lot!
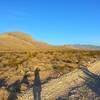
18,61,100,100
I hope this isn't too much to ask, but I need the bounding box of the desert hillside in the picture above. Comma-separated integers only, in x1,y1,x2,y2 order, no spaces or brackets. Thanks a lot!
0,32,100,100
0,32,79,51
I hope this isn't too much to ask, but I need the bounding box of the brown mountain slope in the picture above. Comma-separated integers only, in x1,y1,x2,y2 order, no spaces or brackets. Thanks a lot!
6,32,51,49
0,32,36,51
0,32,79,51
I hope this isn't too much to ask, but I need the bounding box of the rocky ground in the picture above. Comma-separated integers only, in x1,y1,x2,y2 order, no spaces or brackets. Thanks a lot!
17,61,100,100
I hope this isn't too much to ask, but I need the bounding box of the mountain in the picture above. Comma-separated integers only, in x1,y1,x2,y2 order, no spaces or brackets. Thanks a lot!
0,32,53,51
0,32,79,51
73,44,100,50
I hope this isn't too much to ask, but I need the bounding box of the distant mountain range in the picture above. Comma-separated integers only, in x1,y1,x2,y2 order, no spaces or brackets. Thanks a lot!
73,44,100,50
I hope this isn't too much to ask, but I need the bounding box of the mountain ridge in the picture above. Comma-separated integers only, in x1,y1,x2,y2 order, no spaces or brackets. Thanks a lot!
0,32,53,51
73,44,100,50
0,32,79,51
0,32,100,51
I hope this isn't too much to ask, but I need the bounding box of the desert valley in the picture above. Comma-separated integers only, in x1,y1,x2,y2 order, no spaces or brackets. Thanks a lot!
0,32,100,100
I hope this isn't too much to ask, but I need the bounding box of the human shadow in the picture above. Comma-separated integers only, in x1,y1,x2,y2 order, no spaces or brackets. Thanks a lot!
33,68,42,100
21,72,29,86
8,80,21,93
7,80,21,100
80,65,100,97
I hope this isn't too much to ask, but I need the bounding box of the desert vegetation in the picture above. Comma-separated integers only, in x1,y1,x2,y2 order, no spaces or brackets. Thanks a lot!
0,32,100,99
0,49,100,99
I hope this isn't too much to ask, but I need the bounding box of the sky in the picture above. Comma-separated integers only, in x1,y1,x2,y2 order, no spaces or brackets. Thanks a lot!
0,0,100,45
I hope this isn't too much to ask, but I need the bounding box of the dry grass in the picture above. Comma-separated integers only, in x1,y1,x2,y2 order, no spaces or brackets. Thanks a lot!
0,32,100,99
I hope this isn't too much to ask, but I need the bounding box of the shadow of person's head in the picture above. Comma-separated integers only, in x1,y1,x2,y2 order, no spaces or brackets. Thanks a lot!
34,68,40,76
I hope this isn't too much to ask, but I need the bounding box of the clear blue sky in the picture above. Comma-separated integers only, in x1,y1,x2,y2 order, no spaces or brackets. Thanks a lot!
0,0,100,45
